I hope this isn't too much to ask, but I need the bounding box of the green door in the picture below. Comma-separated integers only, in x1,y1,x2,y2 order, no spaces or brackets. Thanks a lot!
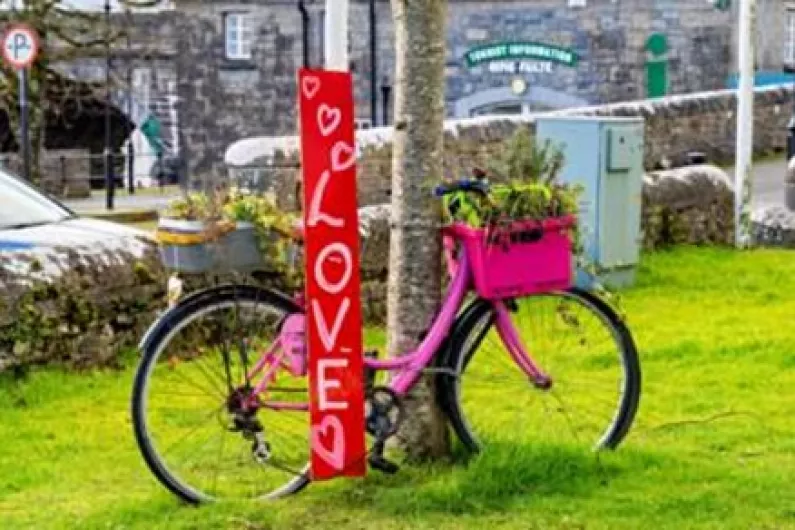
645,33,668,98
646,60,667,98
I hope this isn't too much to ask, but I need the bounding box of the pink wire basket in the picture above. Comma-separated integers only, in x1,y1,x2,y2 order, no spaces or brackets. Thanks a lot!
450,215,576,300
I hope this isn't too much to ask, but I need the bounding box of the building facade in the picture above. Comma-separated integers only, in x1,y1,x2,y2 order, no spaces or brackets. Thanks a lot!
31,1,795,186
173,0,744,182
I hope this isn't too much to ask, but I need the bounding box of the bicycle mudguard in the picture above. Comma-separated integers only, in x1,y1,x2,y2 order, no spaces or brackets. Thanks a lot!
137,283,300,352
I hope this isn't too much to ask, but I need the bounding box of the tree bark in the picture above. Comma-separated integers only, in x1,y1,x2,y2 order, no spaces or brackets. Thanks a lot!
388,0,450,460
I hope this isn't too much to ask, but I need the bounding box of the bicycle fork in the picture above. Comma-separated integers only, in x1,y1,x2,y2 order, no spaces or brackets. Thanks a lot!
494,301,553,390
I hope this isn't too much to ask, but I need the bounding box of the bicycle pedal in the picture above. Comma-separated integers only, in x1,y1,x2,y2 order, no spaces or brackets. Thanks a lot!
367,453,400,474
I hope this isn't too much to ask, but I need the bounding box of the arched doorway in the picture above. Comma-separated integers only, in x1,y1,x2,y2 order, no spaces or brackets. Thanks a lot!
453,86,590,118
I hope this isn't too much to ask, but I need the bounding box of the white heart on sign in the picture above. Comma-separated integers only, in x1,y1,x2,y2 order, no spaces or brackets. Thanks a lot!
302,76,321,100
311,415,345,471
317,104,342,137
331,141,356,173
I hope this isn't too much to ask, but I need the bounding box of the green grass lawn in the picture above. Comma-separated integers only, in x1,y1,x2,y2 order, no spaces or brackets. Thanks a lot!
2,247,795,529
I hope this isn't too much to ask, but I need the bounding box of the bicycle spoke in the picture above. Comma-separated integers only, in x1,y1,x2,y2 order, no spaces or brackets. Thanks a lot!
450,289,639,455
133,290,312,502
160,404,226,458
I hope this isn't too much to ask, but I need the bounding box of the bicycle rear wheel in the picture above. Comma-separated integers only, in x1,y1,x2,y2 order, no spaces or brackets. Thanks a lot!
131,285,311,503
438,287,640,454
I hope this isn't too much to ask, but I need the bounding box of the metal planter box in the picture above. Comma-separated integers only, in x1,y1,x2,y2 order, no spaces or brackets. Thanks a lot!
157,218,265,274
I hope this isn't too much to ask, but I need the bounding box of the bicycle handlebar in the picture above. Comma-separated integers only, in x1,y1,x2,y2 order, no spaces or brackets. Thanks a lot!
433,179,490,197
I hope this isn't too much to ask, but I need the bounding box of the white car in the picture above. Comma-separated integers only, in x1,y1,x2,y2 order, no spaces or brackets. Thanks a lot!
0,168,154,278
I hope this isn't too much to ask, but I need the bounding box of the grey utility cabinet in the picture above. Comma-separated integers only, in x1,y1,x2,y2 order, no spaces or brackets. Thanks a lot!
535,115,645,288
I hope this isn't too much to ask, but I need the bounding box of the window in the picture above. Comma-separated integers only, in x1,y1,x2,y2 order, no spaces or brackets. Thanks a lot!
225,12,253,60
0,169,72,230
786,10,795,66
133,68,151,112
354,119,372,130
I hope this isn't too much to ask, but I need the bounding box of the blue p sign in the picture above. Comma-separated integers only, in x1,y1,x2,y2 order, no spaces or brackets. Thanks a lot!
9,33,32,60
2,26,38,70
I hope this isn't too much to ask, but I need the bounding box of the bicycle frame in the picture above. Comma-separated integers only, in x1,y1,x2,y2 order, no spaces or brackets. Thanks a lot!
245,227,552,412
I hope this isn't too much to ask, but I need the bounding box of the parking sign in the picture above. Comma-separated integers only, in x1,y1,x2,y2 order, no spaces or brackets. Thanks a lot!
2,24,40,70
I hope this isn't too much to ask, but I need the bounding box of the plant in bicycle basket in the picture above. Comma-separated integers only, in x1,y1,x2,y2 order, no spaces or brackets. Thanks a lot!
441,127,582,237
441,127,625,319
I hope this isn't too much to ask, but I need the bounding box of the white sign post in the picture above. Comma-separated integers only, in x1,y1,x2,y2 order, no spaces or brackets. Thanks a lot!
1,24,40,182
324,0,349,71
734,0,756,248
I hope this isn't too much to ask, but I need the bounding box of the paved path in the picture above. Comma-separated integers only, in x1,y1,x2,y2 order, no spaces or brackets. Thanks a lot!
748,159,786,208
61,160,790,214
719,159,786,209
63,190,180,214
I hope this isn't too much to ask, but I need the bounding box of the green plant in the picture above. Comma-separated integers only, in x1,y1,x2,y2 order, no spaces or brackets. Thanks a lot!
161,187,303,291
441,128,581,228
161,192,214,221
441,128,625,319
488,126,565,185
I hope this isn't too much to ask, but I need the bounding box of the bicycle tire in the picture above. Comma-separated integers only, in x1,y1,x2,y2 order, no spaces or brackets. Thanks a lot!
436,287,641,454
131,284,311,504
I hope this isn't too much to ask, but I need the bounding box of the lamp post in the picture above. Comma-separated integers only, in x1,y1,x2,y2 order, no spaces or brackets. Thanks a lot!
369,0,377,125
297,1,310,68
734,0,756,248
380,75,391,126
126,18,134,195
104,0,115,210
784,63,795,162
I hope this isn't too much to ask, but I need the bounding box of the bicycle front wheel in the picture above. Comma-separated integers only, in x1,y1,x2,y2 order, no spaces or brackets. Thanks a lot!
439,287,641,454
131,285,311,503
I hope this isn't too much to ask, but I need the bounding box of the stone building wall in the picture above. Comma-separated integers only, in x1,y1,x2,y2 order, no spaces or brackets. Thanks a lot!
174,0,736,185
735,0,790,72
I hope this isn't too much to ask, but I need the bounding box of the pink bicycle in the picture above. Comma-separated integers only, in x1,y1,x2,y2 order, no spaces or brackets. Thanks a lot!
131,179,641,503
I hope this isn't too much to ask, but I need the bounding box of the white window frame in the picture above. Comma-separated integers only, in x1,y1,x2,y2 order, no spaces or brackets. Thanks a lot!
133,68,152,112
354,119,372,130
225,12,253,60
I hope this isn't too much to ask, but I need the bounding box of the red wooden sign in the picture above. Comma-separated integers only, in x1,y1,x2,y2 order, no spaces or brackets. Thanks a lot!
297,68,366,480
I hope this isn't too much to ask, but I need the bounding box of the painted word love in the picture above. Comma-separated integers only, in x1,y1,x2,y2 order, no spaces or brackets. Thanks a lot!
297,68,366,480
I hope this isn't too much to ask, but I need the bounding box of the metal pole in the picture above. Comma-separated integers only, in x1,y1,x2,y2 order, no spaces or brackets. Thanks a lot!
298,1,310,68
324,0,349,71
18,68,30,181
381,78,390,126
104,0,115,210
369,0,377,125
126,27,135,194
734,0,755,248
786,64,795,161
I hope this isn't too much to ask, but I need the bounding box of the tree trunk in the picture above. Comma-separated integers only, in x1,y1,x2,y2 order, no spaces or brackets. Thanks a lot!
387,0,450,460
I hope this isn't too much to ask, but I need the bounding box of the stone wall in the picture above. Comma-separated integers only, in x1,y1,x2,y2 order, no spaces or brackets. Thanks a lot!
0,161,734,372
0,237,170,371
39,150,92,199
240,84,794,208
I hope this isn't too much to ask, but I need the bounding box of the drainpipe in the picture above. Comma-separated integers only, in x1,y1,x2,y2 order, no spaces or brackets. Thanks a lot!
298,1,310,68
369,0,377,125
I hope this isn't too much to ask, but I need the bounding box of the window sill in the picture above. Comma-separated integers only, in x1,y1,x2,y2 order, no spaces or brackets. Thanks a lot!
219,59,257,71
